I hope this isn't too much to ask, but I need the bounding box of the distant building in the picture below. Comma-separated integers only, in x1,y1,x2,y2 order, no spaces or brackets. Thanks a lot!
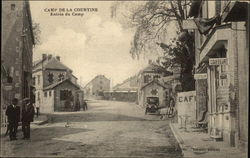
1,0,35,125
137,61,173,108
84,75,110,99
32,54,83,113
104,76,138,102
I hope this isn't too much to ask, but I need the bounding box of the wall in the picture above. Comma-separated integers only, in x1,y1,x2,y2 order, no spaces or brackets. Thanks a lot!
41,90,54,113
140,83,166,108
2,1,33,103
236,21,248,151
54,81,79,111
176,91,196,124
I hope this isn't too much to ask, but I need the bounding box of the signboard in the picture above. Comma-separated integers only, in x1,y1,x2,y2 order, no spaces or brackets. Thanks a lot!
194,73,207,80
209,58,228,65
183,19,197,30
176,91,196,125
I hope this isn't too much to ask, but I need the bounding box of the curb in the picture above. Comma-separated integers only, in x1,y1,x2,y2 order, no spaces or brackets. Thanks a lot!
169,123,185,156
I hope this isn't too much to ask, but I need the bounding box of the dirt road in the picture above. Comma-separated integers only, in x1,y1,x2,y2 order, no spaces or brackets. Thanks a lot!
1,100,182,157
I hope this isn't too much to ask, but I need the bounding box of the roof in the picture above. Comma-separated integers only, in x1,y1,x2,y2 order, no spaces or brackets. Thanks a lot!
84,75,110,88
44,58,72,71
141,80,166,90
43,78,80,91
141,64,166,73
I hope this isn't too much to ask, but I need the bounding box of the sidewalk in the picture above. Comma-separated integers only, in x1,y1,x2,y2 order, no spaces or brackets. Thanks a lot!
1,115,48,136
170,123,247,158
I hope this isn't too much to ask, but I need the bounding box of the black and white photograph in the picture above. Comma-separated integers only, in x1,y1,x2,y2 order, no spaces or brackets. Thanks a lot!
1,0,249,157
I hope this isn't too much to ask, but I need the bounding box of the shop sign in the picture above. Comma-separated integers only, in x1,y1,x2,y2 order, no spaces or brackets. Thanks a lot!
209,58,228,65
194,73,207,80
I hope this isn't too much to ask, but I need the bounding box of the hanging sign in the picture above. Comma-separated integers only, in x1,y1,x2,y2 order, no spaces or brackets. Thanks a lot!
194,73,207,80
209,58,228,65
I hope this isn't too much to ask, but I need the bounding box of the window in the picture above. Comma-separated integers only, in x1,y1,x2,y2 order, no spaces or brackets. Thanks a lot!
32,77,36,85
44,92,47,97
60,90,72,100
48,72,54,83
49,91,52,97
100,86,103,90
37,75,40,84
37,92,40,101
100,81,103,84
58,73,64,81
144,75,151,83
11,4,15,10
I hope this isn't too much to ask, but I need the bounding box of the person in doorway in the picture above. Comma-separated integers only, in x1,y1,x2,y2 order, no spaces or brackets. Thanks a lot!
21,98,35,140
5,98,20,141
82,100,88,111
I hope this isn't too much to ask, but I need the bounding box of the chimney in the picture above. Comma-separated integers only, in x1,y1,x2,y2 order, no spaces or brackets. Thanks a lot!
42,54,47,60
48,54,52,60
56,56,60,61
148,60,152,64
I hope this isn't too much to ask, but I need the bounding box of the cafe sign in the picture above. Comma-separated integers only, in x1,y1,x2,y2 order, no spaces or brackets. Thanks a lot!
209,58,228,65
194,73,207,80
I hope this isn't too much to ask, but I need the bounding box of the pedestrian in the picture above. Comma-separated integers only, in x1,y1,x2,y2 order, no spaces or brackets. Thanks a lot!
5,98,20,141
35,102,40,118
21,98,35,140
82,100,88,111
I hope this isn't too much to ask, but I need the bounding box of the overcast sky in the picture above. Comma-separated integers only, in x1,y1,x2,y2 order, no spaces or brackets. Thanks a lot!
30,1,151,87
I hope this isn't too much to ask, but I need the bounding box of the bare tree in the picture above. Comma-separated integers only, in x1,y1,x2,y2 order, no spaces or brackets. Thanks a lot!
111,0,195,91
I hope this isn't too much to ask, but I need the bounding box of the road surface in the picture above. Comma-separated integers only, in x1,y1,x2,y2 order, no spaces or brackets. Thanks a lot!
1,100,182,157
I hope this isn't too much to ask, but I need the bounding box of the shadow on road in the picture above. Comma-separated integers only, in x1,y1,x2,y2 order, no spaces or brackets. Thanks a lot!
47,112,158,123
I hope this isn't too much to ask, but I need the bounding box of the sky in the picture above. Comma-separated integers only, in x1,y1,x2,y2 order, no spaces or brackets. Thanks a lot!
30,1,151,87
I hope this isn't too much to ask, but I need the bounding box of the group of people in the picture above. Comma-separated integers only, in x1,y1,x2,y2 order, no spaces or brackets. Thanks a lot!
72,100,88,112
5,98,35,141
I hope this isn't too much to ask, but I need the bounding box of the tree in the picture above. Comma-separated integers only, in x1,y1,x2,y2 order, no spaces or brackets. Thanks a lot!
32,22,41,46
111,1,195,91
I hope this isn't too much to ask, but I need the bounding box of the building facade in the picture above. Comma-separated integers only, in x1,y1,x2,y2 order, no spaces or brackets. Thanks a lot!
84,75,110,100
188,0,249,150
1,0,35,125
32,54,82,113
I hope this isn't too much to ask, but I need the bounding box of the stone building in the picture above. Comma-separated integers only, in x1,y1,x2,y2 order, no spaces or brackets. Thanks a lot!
32,54,83,113
1,0,35,125
84,75,110,100
187,0,249,150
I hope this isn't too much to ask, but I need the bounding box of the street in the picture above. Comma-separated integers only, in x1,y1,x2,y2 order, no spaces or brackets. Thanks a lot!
1,100,182,157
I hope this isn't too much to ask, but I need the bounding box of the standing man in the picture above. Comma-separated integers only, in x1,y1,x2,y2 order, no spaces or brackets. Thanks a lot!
5,98,20,141
21,98,35,140
82,100,88,111
35,101,40,118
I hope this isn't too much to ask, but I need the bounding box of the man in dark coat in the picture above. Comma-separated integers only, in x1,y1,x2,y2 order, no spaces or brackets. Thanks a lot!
82,100,88,111
21,98,35,139
5,98,20,140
